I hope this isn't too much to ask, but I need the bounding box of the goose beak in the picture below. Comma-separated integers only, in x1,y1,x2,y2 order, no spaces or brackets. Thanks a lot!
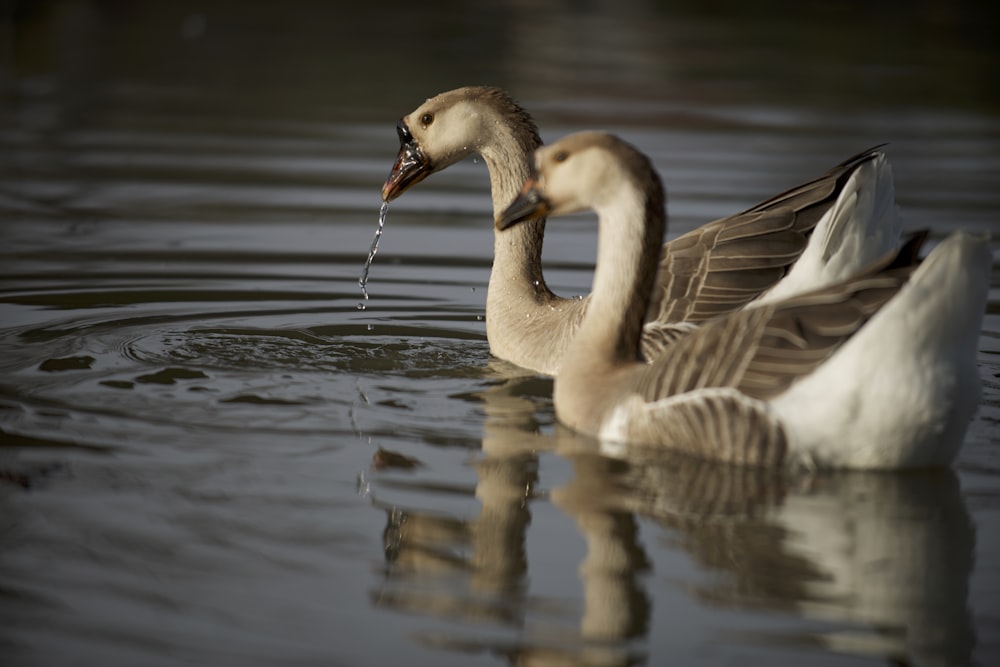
381,119,432,202
496,176,549,230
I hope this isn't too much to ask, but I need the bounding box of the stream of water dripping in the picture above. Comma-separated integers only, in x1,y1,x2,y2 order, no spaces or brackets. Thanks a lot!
358,201,389,309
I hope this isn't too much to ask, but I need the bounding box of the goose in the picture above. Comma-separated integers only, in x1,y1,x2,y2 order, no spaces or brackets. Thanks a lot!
496,131,989,469
382,86,900,375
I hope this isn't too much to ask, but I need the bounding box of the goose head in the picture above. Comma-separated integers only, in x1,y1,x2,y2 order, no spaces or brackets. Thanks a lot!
381,86,541,202
497,131,655,229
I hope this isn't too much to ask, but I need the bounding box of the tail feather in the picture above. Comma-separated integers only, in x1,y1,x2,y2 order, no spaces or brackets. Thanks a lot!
756,151,902,305
819,152,901,268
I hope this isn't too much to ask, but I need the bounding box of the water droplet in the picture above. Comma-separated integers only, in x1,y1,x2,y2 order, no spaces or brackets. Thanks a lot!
359,201,389,300
476,315,484,321
532,280,540,287
470,287,476,293
357,302,366,311
472,156,479,165
357,470,371,499
367,323,374,331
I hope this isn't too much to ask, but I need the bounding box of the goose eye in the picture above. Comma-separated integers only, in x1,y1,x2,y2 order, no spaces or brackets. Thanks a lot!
420,113,434,126
553,151,568,163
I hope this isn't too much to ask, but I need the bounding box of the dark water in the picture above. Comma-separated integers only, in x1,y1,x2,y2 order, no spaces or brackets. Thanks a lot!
2,2,999,665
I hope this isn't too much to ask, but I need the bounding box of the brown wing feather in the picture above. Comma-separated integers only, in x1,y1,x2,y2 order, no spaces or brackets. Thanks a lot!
738,272,909,398
622,390,789,467
648,210,802,324
647,146,887,326
639,321,699,361
636,237,921,404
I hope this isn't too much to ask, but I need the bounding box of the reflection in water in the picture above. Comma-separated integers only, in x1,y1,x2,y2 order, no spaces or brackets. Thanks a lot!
770,472,975,663
368,374,976,666
596,452,976,666
552,455,651,653
369,368,541,628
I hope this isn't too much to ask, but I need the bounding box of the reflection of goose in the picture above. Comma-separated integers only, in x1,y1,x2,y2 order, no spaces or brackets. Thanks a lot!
381,86,901,376
499,132,989,469
368,370,648,666
366,368,976,665
369,369,541,626
775,472,975,664
551,446,975,666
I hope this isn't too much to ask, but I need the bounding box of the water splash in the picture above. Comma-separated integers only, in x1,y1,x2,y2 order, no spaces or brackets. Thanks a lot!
359,201,389,301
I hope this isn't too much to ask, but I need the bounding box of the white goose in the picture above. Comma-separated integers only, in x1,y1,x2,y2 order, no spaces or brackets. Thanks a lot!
497,131,989,469
382,86,901,375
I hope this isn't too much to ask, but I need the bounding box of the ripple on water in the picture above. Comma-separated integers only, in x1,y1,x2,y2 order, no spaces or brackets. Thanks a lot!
1,317,494,453
122,325,491,377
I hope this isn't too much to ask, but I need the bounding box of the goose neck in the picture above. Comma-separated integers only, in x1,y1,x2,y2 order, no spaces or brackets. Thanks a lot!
480,127,548,300
579,190,665,363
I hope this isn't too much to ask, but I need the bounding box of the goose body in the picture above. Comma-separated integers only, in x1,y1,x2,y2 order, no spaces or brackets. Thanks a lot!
497,132,989,469
382,86,901,375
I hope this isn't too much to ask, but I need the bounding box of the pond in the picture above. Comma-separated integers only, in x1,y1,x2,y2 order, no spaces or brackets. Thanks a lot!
1,2,998,665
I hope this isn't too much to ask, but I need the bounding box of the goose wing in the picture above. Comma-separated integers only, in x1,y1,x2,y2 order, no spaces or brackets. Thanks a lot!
637,237,922,403
648,146,886,325
619,261,912,467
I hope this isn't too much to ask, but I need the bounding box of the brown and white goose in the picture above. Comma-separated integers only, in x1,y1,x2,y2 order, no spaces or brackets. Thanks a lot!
382,86,901,376
497,131,989,469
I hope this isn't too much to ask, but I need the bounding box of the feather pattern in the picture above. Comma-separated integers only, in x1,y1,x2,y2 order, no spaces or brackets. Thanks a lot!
603,390,789,466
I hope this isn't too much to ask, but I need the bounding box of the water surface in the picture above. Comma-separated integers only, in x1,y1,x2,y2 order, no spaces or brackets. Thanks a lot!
2,2,999,666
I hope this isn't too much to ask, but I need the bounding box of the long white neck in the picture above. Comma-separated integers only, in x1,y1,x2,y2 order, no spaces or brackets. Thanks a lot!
573,186,665,364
